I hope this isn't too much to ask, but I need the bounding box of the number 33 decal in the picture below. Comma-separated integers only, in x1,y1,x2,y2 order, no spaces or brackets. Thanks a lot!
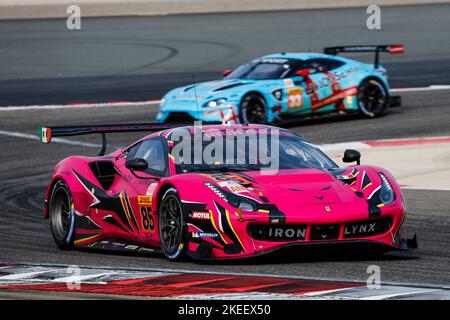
287,88,303,109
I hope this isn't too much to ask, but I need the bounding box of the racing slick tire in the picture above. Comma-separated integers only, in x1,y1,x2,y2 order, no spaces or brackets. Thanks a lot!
49,180,75,250
357,78,388,118
239,93,267,124
158,188,188,261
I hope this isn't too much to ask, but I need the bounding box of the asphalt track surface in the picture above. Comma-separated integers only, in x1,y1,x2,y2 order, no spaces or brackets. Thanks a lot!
1,4,450,105
0,4,450,288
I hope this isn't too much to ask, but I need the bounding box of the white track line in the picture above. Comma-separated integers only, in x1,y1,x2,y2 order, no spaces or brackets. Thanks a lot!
301,287,357,297
0,270,53,281
319,142,371,152
391,85,450,93
51,272,116,284
0,129,100,148
400,186,450,192
358,289,440,300
0,101,160,111
0,85,449,111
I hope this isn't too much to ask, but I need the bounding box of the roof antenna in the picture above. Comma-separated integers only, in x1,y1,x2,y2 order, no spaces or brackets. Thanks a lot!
191,74,200,122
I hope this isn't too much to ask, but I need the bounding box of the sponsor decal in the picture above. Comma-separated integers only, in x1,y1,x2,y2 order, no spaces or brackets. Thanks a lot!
139,247,155,253
272,104,282,113
112,242,126,247
311,86,358,112
268,226,306,240
219,106,239,124
342,219,393,238
192,232,220,239
344,222,376,236
124,244,139,250
191,211,211,220
40,127,51,143
205,173,252,186
325,206,331,212
146,183,158,196
283,79,294,88
218,181,247,193
138,195,152,206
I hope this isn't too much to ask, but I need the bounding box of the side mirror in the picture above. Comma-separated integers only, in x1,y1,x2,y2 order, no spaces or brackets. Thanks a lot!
223,69,233,77
295,69,310,77
342,149,361,165
125,158,148,172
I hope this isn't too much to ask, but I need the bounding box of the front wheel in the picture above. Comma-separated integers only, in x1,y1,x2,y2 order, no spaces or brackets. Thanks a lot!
239,93,267,124
357,79,388,118
158,188,187,260
49,180,75,250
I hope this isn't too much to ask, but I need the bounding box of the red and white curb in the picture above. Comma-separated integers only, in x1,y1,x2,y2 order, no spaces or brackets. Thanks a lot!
319,136,450,152
0,264,448,300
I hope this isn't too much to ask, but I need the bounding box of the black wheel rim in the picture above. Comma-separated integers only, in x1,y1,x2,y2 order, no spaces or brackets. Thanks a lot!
242,97,266,124
160,195,183,253
50,188,71,240
358,81,387,116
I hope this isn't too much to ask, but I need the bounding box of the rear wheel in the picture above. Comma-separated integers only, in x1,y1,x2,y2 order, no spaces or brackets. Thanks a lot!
357,79,388,118
49,180,75,249
158,188,187,260
239,93,267,124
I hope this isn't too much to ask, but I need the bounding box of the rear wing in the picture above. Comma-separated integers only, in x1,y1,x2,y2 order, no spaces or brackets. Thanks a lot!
323,44,404,68
38,123,183,156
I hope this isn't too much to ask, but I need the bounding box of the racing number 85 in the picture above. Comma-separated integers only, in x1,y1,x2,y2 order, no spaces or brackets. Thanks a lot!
288,88,303,109
141,206,155,232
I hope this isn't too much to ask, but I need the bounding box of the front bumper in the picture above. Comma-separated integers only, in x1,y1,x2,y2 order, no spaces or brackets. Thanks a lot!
186,210,411,260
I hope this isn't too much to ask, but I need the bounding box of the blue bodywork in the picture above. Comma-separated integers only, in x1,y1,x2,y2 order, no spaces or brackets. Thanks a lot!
157,52,392,124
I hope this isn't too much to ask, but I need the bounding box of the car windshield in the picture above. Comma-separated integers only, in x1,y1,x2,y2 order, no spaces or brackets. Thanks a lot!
167,128,337,173
225,58,305,80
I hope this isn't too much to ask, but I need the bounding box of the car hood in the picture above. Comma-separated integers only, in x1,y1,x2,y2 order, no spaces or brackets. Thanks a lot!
212,168,359,204
167,79,256,102
195,167,384,219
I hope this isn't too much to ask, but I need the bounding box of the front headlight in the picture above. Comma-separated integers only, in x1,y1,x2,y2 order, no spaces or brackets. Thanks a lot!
228,197,258,212
272,89,283,101
379,173,395,205
204,98,227,108
205,182,258,211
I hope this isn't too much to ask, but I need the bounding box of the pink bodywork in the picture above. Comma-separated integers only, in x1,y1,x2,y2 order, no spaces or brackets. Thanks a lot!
44,124,406,259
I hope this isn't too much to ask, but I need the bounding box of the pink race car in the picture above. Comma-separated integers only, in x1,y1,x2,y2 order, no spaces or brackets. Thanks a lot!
39,123,416,260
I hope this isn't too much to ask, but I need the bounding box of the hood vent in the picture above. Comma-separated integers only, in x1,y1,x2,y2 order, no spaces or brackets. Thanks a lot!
212,82,247,92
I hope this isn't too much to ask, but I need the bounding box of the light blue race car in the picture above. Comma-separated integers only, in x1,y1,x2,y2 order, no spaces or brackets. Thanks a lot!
157,45,403,124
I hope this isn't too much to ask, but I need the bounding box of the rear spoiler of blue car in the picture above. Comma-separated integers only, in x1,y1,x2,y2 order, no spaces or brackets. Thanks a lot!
38,123,184,156
323,44,404,68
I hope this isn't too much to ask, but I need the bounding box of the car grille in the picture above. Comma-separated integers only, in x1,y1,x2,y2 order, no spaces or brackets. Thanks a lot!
248,217,393,242
310,224,340,240
343,217,393,239
248,224,307,242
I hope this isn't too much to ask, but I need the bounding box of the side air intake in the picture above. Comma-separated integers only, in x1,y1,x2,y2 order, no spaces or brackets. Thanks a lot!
89,161,117,190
